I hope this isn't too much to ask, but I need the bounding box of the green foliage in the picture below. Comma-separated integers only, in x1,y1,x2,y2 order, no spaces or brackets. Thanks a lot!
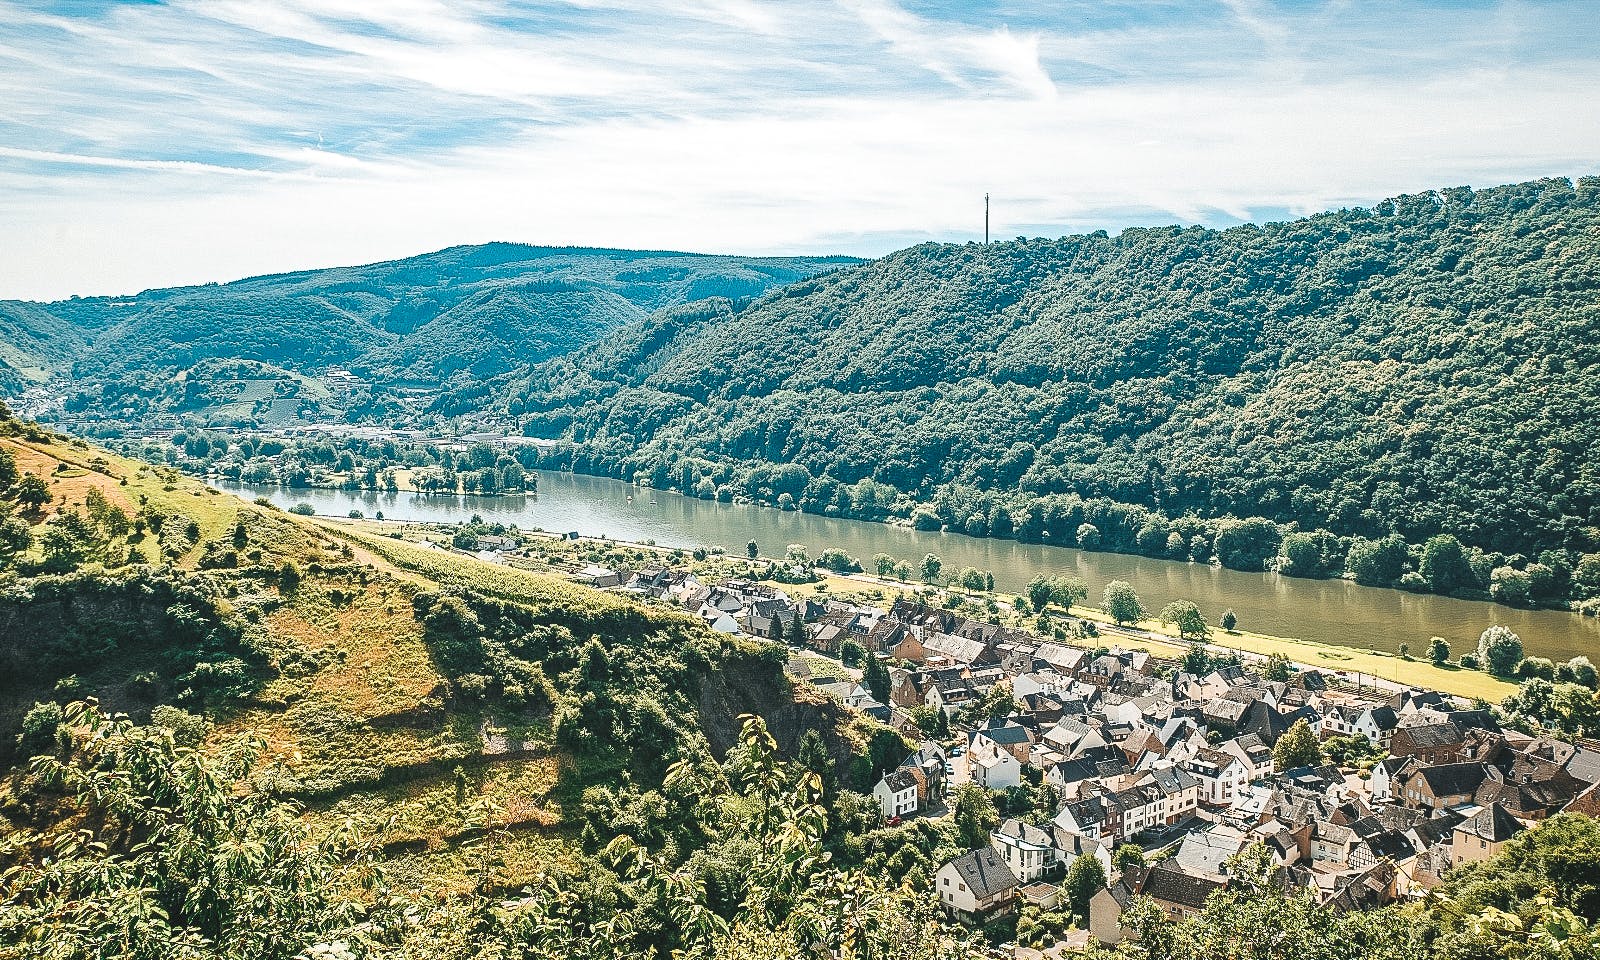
1,703,379,960
1159,600,1208,641
1479,626,1526,677
1103,580,1144,625
1219,608,1237,631
1062,853,1106,924
1417,814,1600,960
1430,636,1452,665
1273,718,1323,771
952,782,999,848
1122,844,1420,960
498,179,1600,610
862,655,890,705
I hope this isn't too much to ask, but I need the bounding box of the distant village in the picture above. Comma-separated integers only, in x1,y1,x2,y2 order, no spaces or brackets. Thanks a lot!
552,547,1600,953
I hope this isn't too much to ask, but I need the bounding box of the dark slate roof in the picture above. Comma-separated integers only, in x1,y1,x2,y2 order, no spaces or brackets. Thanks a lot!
1457,803,1523,843
1414,762,1488,797
977,721,1032,746
882,770,918,793
1141,864,1224,910
946,847,1019,900
1395,722,1465,750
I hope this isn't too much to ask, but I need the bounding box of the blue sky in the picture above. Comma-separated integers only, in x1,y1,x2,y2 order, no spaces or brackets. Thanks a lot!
2,0,1597,299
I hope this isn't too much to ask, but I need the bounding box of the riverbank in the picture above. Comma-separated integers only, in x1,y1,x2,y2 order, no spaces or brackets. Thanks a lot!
212,475,1600,666
323,513,1517,703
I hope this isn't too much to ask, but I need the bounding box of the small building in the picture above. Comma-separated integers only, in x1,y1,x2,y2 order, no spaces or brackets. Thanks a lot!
873,769,919,820
1451,802,1523,867
936,847,1020,923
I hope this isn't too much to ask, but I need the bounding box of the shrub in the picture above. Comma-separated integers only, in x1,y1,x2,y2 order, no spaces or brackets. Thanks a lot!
17,701,63,755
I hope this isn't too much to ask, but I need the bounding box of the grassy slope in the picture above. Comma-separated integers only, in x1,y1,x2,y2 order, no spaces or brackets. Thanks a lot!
0,433,822,894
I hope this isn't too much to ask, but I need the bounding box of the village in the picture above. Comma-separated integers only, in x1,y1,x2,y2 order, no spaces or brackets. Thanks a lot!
352,519,1600,954
572,549,1600,952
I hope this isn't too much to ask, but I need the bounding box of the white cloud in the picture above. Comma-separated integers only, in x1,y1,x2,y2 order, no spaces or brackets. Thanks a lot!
0,0,1597,299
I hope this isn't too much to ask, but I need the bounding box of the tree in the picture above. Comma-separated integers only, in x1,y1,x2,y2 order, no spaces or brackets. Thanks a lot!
1491,566,1534,606
1263,652,1292,682
746,539,759,560
15,472,51,512
786,612,806,646
1,703,381,959
1159,599,1208,641
1421,534,1472,594
1478,626,1525,677
1052,576,1088,613
1219,608,1237,631
794,728,835,796
1062,853,1106,924
873,553,895,577
1183,643,1211,675
1346,535,1408,586
1560,655,1597,690
862,654,890,704
1103,580,1144,625
1214,517,1282,571
1429,636,1451,665
952,782,998,847
839,640,865,667
1398,642,1411,660
1075,523,1101,550
919,553,942,583
1273,718,1322,771
0,514,30,564
1112,843,1146,874
1027,576,1054,613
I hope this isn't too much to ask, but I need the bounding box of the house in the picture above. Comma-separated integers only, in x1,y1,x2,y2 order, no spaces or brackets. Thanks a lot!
1220,734,1275,781
1184,748,1250,807
936,847,1019,922
571,564,624,588
1451,803,1523,867
1149,766,1201,824
1396,762,1486,813
1369,756,1413,803
1090,863,1224,944
1390,721,1467,764
990,819,1109,883
972,749,1022,790
897,743,949,805
873,770,919,820
972,721,1034,764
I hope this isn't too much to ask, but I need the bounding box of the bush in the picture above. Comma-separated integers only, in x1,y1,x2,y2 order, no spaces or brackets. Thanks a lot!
17,701,63,755
150,704,210,746
1460,653,1481,670
289,503,316,516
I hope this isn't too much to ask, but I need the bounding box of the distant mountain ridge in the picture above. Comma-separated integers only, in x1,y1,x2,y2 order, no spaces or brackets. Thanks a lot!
2,243,857,423
497,176,1600,562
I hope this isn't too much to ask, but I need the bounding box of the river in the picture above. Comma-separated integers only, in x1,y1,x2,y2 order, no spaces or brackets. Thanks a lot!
213,474,1600,665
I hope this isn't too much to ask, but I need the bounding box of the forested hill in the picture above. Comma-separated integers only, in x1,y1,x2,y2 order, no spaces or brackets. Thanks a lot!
504,176,1600,566
2,244,855,423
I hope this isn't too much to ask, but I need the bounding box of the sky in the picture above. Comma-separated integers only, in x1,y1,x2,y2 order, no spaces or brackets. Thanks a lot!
2,0,1598,301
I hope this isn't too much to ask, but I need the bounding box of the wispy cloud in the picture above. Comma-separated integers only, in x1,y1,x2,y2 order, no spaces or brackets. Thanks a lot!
1,0,1597,299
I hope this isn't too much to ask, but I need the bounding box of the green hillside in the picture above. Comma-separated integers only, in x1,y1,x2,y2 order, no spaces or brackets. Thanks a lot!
6,244,854,427
499,177,1600,595
0,409,930,951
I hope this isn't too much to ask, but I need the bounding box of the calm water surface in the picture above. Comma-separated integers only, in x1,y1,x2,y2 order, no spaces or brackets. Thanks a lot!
214,474,1600,664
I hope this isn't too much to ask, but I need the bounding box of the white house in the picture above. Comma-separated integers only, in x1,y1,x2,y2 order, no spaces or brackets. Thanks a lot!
972,749,1022,790
873,769,919,820
936,847,1020,922
1183,748,1250,807
990,818,1111,883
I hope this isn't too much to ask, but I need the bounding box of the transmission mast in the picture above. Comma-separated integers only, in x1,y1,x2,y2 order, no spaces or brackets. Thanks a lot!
984,193,990,244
